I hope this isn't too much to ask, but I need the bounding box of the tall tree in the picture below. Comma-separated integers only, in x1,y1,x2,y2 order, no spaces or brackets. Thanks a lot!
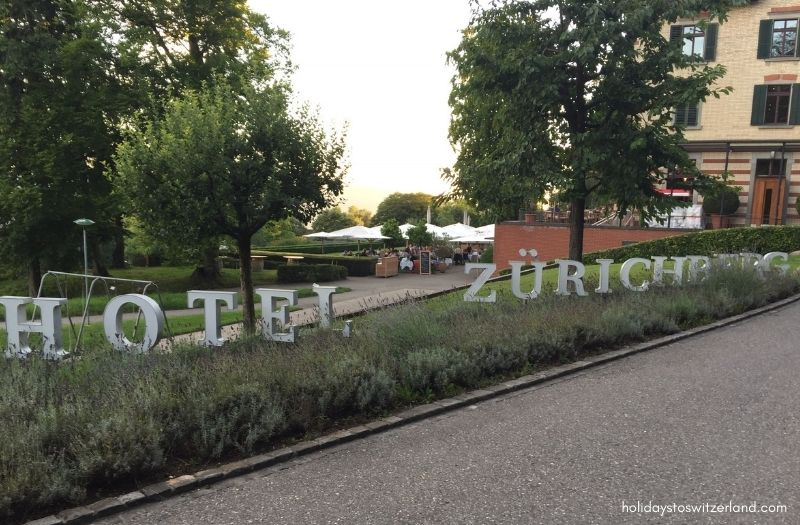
312,208,356,233
346,205,372,226
371,192,432,226
447,0,741,260
97,0,290,280
115,80,347,333
0,0,129,292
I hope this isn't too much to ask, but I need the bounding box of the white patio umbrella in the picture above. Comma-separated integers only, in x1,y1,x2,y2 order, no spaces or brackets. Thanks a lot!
451,234,493,244
442,222,477,239
326,225,389,240
303,231,335,253
399,223,415,239
473,223,495,239
425,223,447,239
325,225,389,250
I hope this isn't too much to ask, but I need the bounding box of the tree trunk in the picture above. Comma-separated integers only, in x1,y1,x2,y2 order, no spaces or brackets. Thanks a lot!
91,239,110,277
568,197,586,262
111,215,125,268
28,258,42,296
237,236,256,335
192,246,221,284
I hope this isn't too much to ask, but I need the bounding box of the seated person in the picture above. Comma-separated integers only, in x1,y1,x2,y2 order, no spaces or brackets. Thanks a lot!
400,256,413,271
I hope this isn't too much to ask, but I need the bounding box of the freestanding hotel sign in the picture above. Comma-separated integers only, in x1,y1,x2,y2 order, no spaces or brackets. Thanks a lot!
0,251,790,359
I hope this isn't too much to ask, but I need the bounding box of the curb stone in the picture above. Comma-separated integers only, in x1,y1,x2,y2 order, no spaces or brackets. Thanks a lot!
25,292,800,525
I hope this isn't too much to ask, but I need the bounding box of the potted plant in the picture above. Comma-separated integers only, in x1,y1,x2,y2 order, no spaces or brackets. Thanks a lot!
702,185,740,229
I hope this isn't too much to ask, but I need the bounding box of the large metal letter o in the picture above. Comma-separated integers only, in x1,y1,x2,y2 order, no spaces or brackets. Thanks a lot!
103,294,165,353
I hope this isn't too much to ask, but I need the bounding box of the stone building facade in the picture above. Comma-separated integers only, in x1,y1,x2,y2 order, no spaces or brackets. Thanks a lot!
667,0,800,225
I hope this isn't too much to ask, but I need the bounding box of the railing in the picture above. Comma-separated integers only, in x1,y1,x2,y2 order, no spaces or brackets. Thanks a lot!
35,271,173,353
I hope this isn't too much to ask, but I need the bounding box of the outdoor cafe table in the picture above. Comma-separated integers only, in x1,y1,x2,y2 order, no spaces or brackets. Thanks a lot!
283,255,304,265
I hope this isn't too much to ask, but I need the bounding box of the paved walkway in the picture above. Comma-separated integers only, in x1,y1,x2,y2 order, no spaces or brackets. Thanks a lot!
92,301,800,524
163,268,478,345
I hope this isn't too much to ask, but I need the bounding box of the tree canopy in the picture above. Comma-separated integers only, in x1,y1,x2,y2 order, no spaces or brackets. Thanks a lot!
371,192,432,226
406,221,433,248
447,0,741,260
346,205,373,226
380,219,405,247
312,208,356,233
0,0,130,291
115,79,347,333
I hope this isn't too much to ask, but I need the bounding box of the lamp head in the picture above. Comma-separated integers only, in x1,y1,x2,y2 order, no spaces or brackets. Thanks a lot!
73,218,95,227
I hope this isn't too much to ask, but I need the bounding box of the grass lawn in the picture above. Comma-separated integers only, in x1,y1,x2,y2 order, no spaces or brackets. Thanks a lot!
0,266,279,296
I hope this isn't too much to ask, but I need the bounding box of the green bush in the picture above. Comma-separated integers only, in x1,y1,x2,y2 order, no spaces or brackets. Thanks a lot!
276,264,348,283
480,245,494,263
701,186,741,216
584,226,800,264
252,242,366,254
254,250,376,277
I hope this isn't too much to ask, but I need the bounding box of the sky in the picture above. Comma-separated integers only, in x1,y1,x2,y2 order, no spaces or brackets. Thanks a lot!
249,1,476,213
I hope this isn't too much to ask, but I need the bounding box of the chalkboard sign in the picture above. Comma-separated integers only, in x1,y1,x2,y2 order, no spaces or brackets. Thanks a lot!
419,251,431,275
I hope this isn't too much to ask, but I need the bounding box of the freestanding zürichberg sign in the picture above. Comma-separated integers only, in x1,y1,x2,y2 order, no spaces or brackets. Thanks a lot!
0,251,789,359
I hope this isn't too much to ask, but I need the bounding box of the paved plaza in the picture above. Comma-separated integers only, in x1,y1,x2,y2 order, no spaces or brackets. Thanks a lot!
91,300,800,524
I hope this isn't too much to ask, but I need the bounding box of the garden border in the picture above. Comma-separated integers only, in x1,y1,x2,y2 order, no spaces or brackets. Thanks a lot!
24,291,800,525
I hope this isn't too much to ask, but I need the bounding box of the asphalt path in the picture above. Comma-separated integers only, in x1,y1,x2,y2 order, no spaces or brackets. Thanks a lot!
93,300,800,524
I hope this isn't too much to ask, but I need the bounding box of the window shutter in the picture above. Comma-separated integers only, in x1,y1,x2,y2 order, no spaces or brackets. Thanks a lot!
790,84,800,125
757,20,773,59
704,23,718,61
751,85,768,125
675,105,687,124
670,25,683,43
687,104,699,126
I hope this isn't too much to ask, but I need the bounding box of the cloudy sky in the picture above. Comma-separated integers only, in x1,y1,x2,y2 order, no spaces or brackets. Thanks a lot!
249,1,477,212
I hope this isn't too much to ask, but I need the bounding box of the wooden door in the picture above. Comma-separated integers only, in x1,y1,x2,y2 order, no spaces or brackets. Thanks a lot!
751,177,784,225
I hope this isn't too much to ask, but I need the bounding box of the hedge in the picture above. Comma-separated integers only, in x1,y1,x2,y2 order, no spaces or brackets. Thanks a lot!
584,226,800,264
252,242,370,255
252,250,377,277
276,264,348,284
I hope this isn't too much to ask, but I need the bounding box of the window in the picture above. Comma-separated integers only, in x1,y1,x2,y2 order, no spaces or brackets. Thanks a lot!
751,84,800,125
674,103,700,127
757,19,800,59
755,158,788,177
670,23,718,61
772,19,798,57
682,26,705,57
765,85,791,124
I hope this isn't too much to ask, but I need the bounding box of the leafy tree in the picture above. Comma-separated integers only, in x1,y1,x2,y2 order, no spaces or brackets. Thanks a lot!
96,0,290,278
94,0,288,96
406,221,433,248
312,208,356,233
115,80,347,333
447,0,741,260
346,205,372,226
0,0,129,292
371,192,432,226
380,219,405,247
252,217,308,247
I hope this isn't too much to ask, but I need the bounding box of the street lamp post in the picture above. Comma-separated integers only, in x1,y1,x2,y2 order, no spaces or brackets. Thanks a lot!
74,218,95,310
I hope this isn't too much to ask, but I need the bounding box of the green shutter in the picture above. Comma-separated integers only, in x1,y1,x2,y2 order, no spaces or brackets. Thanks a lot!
704,23,718,61
687,104,699,127
790,84,800,125
675,104,687,125
670,25,683,43
757,20,773,59
751,85,768,125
